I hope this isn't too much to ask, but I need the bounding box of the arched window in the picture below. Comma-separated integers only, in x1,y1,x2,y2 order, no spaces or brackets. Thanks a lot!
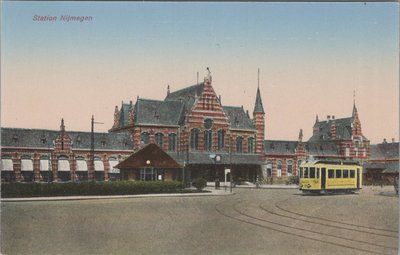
287,160,293,176
345,147,350,157
248,137,254,154
266,160,272,177
204,130,212,151
277,160,282,177
168,133,177,151
155,133,164,148
236,137,243,153
190,129,199,150
217,130,225,151
141,132,149,145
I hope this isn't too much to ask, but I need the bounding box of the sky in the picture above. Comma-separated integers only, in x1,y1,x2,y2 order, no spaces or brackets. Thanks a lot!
1,2,399,144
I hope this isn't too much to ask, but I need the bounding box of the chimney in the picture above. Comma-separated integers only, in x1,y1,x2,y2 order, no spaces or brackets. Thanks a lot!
392,138,395,143
383,138,387,144
332,115,335,120
327,115,331,120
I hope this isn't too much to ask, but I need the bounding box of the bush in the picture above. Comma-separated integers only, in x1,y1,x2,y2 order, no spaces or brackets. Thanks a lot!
1,181,185,198
192,177,207,191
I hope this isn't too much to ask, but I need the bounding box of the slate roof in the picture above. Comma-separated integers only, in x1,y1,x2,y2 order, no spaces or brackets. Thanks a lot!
306,142,340,156
168,152,263,165
264,140,298,155
1,128,133,150
308,117,353,142
165,83,204,112
119,103,134,127
135,99,184,126
364,162,399,174
223,106,255,130
369,143,399,160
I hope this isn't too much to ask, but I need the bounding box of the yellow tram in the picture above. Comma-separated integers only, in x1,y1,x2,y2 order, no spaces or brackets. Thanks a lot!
299,160,362,194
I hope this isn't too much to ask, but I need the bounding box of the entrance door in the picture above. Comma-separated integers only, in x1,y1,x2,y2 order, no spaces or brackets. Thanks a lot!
321,168,326,190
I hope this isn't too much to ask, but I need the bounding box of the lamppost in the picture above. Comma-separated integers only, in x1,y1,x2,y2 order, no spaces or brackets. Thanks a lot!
146,160,152,181
47,141,52,183
89,115,103,181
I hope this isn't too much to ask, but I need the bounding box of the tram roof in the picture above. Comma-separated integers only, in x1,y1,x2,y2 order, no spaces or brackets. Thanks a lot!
302,159,361,166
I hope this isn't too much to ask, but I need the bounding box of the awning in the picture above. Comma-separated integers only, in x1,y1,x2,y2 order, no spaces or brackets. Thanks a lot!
109,160,120,174
1,159,13,171
58,159,70,172
40,160,49,171
21,159,33,171
76,160,88,171
95,160,104,171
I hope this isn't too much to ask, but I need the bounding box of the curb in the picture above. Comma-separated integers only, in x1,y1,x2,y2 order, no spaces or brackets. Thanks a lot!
1,190,234,202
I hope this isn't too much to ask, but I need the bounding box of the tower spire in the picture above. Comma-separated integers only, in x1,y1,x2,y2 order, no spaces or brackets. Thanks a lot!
253,82,264,114
352,90,358,117
257,68,260,89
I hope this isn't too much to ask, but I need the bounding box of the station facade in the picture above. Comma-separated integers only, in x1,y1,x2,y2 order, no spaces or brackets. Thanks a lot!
1,71,371,182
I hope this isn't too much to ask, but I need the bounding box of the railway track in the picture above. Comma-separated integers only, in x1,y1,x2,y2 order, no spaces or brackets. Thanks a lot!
215,198,398,255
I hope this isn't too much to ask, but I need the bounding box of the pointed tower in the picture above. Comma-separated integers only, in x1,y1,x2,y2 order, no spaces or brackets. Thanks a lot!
313,114,320,135
352,101,362,138
253,69,265,154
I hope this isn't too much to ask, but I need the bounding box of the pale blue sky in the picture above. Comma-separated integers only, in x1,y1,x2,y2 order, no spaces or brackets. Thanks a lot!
1,2,399,143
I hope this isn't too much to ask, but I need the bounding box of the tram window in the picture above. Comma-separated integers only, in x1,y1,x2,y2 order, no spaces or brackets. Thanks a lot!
336,169,342,178
310,167,315,178
328,169,334,178
343,169,349,178
300,167,303,178
316,168,320,178
350,170,355,178
304,167,309,178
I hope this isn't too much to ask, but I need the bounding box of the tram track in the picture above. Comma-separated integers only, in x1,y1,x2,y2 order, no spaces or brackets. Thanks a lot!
258,203,398,239
274,199,398,234
215,198,398,255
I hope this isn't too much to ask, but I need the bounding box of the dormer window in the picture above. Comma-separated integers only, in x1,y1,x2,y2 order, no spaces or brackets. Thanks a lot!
154,111,160,121
12,134,18,143
76,136,82,145
41,136,47,145
101,140,106,147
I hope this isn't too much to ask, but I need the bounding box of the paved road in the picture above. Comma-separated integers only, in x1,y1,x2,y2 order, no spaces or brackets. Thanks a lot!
1,186,398,255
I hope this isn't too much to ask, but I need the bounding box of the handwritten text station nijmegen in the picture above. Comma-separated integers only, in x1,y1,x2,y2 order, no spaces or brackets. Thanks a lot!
33,15,93,22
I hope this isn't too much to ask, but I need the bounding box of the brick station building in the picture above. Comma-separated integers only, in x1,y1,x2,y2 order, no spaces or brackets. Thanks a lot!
1,70,371,183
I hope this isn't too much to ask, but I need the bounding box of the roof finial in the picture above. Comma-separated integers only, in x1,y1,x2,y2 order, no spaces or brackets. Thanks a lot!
167,84,170,96
352,90,358,117
60,118,65,132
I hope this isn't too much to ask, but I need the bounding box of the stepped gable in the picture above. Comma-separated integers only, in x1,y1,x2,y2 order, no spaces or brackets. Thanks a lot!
1,127,133,150
135,98,184,126
223,106,255,130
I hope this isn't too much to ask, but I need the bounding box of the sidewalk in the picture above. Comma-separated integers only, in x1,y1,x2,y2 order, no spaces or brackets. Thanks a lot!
1,187,233,202
207,182,298,190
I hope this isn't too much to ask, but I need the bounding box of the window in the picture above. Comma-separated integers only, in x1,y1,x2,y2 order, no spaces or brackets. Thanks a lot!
190,129,199,150
266,160,272,177
277,160,282,177
109,159,120,181
248,137,254,154
299,167,303,178
335,169,342,178
140,168,156,181
343,169,349,178
141,132,149,145
287,160,293,176
168,133,177,151
204,130,212,151
236,137,243,153
345,147,350,157
350,170,355,178
303,167,308,178
310,167,315,178
328,169,335,178
316,168,320,179
155,133,164,148
217,130,225,150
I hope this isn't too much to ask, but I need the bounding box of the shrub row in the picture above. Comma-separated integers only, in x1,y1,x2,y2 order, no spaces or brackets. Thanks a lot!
1,181,185,198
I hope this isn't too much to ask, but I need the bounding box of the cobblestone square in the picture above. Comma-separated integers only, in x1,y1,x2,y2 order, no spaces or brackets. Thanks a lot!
1,186,398,255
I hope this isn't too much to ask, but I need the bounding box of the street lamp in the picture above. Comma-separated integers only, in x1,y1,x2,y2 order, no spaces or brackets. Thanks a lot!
90,115,103,181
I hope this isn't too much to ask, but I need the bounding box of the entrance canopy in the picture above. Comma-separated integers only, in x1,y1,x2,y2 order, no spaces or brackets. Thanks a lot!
116,143,182,169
